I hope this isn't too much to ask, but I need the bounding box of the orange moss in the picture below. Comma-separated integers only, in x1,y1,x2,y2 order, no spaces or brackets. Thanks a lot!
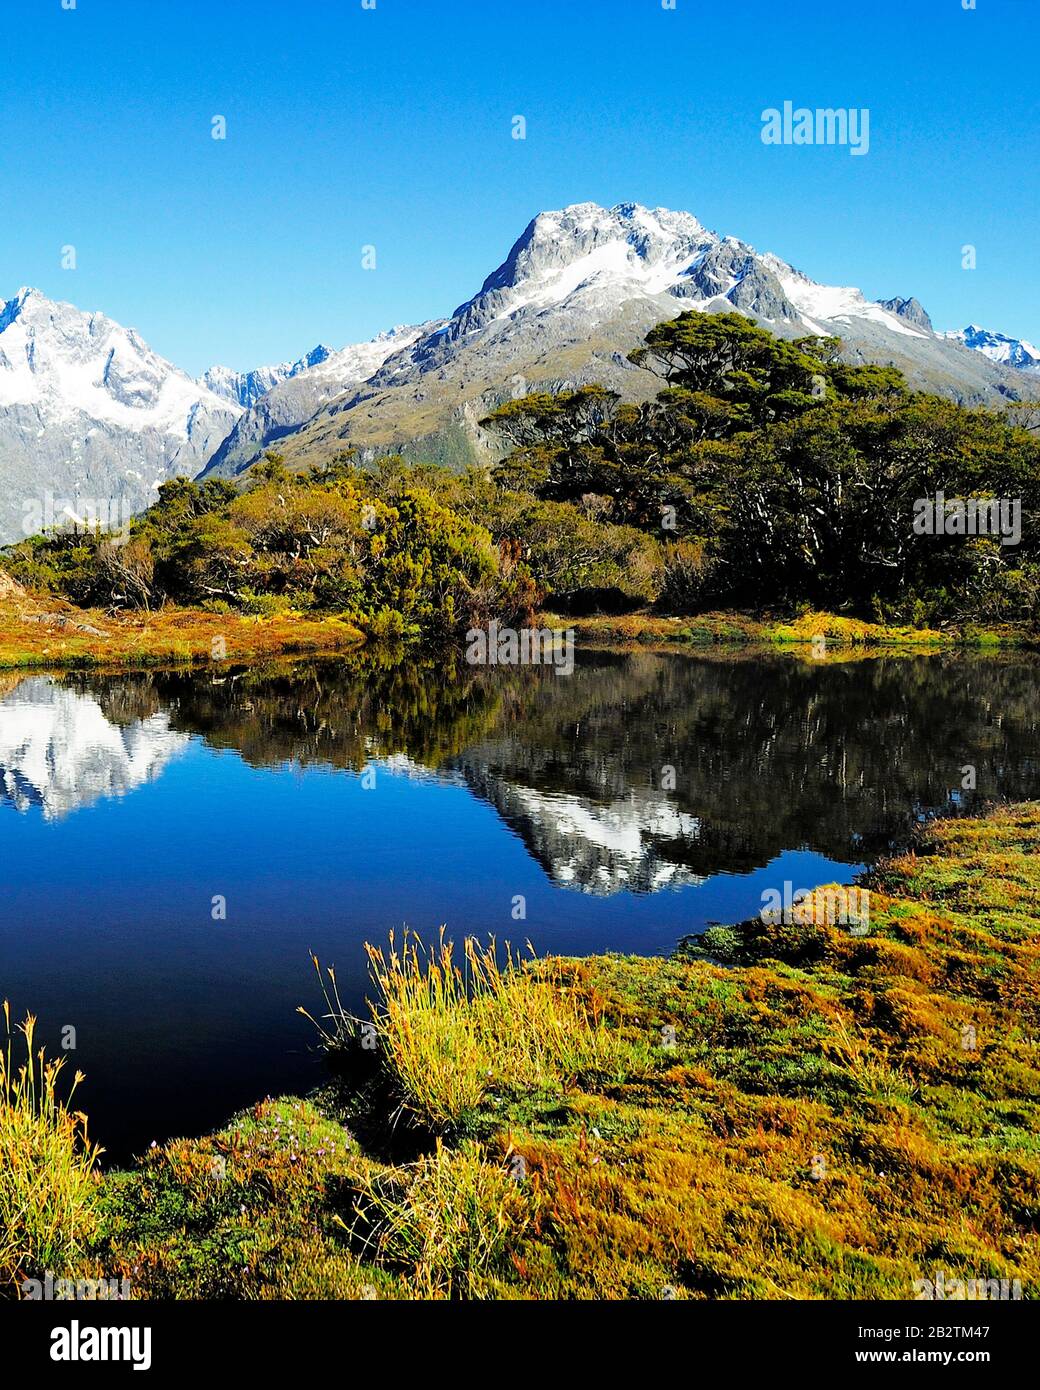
0,594,363,670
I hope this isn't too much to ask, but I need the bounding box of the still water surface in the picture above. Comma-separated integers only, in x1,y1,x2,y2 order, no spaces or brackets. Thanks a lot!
1,649,1037,1159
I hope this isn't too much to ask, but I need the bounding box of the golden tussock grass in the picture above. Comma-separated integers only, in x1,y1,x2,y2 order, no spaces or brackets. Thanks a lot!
0,1003,102,1289
304,931,640,1132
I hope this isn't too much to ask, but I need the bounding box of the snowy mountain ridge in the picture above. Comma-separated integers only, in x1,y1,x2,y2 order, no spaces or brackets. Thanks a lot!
0,287,240,542
940,323,1040,373
200,345,335,410
2,203,1038,535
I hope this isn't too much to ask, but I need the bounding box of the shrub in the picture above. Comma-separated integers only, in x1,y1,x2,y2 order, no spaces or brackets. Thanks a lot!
657,540,715,614
696,925,747,962
238,591,302,618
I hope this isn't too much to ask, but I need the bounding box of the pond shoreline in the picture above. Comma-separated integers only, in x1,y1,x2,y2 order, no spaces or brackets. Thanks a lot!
0,590,365,672
2,583,1036,672
542,608,1040,653
17,800,1039,1300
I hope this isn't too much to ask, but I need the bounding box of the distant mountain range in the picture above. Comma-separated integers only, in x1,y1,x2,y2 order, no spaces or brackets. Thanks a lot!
2,202,1038,542
939,323,1040,373
200,323,428,479
200,345,335,410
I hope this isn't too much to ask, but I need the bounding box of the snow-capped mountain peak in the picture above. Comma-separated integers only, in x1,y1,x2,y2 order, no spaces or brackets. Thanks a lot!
450,202,935,342
200,345,335,410
4,204,1039,530
201,324,428,413
0,287,238,428
308,324,426,383
756,255,930,338
456,202,718,325
941,324,1040,372
0,287,241,542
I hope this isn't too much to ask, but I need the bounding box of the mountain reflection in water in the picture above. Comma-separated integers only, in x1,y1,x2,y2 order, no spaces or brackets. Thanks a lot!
0,676,189,820
2,648,1039,1159
4,650,1037,888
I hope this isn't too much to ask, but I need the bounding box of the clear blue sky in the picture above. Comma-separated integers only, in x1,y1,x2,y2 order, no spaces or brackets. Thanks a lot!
2,0,1036,376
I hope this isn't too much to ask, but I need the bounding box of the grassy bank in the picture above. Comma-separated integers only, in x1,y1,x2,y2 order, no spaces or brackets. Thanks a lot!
2,586,1030,673
544,608,1035,653
6,802,1039,1300
0,588,364,671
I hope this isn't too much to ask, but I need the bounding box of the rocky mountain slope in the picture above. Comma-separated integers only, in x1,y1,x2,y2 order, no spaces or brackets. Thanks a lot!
0,288,240,543
203,202,1039,481
201,324,429,479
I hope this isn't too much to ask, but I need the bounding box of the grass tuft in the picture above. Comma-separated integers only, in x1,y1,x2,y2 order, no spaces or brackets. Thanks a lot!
0,1003,102,1290
311,930,638,1132
345,1139,534,1298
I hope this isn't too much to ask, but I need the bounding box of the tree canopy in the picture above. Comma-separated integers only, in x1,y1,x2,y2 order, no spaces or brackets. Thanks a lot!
7,312,1040,633
481,312,1040,623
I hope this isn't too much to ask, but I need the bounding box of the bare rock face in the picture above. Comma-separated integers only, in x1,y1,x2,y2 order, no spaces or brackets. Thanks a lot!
0,567,23,598
877,297,934,333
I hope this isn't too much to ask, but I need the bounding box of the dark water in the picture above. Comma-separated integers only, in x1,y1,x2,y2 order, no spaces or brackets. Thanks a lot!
1,648,1038,1161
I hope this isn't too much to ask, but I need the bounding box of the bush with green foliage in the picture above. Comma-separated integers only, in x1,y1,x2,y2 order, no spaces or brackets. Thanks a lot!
2,459,536,643
482,312,1040,625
